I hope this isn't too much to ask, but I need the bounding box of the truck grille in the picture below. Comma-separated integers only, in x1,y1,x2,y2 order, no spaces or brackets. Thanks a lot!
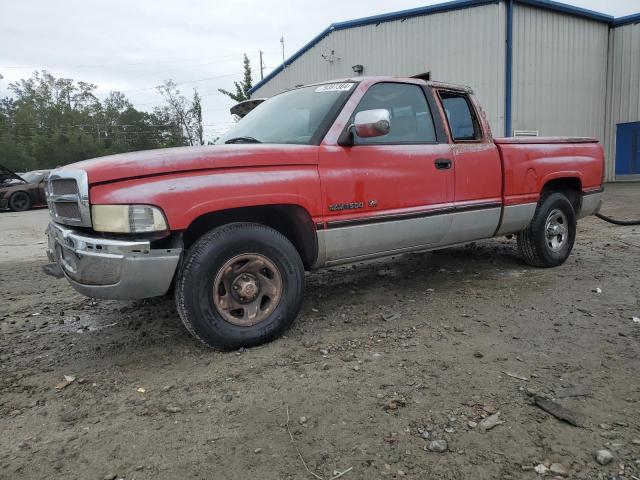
50,179,79,195
53,202,81,219
46,170,91,227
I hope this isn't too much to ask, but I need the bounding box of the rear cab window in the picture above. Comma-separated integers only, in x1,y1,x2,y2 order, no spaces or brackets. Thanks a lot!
438,91,482,142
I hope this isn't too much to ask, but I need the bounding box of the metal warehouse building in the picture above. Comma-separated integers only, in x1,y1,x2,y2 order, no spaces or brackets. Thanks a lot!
249,0,640,182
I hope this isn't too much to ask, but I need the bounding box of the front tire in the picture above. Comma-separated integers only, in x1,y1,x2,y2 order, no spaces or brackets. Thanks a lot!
517,192,576,267
175,222,305,349
9,191,32,212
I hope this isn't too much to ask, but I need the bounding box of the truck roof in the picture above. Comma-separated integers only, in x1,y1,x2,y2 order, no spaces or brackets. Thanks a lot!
305,76,473,94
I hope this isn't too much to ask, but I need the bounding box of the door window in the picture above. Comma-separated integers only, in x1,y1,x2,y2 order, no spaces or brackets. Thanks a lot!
439,92,480,141
352,83,436,144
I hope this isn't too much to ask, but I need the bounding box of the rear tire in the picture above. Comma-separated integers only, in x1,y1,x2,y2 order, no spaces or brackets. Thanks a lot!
175,222,305,349
517,192,576,267
9,191,32,212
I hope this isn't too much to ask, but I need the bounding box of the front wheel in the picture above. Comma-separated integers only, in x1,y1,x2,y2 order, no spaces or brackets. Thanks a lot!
175,222,305,349
517,192,577,267
9,191,32,212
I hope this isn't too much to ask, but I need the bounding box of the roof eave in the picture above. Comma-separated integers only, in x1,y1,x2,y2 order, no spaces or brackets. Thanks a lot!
612,13,640,27
515,0,613,23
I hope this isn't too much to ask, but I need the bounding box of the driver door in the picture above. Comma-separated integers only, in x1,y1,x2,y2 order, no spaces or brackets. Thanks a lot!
318,82,454,265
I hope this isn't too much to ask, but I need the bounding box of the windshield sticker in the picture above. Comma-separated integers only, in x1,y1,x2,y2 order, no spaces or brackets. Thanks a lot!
315,83,353,93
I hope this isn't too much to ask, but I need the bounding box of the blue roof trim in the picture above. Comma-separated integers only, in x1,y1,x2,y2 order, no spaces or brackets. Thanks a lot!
613,13,640,27
516,0,612,23
249,0,635,95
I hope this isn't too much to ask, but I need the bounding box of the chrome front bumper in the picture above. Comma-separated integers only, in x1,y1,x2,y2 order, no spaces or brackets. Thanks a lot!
46,222,181,300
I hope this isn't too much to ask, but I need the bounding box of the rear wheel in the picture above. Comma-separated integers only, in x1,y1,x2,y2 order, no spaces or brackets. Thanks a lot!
175,222,305,349
517,192,576,267
9,191,32,212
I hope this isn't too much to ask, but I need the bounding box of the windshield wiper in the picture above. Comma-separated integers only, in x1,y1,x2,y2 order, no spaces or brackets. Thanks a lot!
224,136,261,144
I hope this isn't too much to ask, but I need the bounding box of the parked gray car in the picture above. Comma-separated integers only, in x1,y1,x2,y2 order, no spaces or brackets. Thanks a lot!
0,165,50,211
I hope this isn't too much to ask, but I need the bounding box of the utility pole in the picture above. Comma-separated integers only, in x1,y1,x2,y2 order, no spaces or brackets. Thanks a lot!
280,36,285,69
259,50,264,80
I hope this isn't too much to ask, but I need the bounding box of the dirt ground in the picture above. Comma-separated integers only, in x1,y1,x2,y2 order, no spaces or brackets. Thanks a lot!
1,184,639,480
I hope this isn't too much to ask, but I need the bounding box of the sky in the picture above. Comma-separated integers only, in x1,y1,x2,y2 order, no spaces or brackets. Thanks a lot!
1,0,639,141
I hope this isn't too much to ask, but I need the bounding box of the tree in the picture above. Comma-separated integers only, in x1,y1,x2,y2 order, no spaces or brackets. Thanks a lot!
218,54,253,103
156,81,206,146
157,80,205,146
0,70,187,172
192,89,204,146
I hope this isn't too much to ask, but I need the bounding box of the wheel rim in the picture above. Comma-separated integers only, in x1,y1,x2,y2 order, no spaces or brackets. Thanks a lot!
545,208,568,252
12,193,29,210
212,253,283,326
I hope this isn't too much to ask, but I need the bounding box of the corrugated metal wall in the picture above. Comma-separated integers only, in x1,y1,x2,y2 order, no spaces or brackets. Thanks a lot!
511,4,609,143
604,22,640,181
252,3,507,136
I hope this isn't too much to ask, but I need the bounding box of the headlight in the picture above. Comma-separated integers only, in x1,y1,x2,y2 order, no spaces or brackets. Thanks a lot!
91,205,168,233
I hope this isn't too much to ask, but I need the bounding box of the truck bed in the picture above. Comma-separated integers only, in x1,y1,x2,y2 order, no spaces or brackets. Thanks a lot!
494,137,604,208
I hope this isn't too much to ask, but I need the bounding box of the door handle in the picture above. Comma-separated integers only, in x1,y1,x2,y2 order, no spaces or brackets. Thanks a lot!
434,158,452,170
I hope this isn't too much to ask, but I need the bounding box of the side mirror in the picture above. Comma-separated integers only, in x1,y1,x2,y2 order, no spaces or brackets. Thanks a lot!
353,109,391,138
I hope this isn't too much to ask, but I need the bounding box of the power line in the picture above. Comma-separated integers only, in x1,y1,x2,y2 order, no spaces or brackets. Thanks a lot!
132,92,235,107
122,71,242,93
118,58,240,81
7,122,234,129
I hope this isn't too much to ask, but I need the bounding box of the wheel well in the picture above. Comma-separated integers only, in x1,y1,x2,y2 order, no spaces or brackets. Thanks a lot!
182,204,318,270
541,177,581,212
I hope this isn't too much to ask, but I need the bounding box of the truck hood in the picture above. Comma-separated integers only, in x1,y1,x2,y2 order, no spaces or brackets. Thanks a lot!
68,144,319,184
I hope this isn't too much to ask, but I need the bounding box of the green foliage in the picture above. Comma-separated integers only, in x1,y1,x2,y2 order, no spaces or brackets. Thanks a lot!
218,54,253,103
192,89,204,146
0,70,188,172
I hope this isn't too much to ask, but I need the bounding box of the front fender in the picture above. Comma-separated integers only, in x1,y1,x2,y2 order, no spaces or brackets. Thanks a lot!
89,166,324,230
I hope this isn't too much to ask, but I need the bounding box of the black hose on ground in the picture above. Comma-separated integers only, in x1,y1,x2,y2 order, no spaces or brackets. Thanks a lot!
595,212,640,226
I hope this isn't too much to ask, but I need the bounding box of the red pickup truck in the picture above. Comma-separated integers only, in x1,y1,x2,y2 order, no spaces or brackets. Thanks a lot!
45,77,604,349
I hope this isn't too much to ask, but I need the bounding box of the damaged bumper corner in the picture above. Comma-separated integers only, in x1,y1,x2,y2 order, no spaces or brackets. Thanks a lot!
45,222,181,300
578,191,604,219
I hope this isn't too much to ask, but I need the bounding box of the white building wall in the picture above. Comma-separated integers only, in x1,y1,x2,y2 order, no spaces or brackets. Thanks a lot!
604,22,640,181
511,4,609,145
252,3,507,136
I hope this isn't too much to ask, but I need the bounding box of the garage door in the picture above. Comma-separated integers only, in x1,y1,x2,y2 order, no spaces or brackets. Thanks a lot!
616,121,640,179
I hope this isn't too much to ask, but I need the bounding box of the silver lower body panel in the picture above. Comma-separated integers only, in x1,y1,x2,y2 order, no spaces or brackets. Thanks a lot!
316,191,602,268
578,192,603,219
321,213,452,265
495,203,537,235
318,207,501,267
46,222,181,300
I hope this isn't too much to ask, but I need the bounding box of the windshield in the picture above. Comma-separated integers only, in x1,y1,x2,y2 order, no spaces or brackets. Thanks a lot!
218,82,355,145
